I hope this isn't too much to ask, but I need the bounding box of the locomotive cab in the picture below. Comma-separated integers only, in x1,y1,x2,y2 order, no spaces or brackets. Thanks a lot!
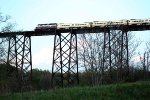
35,23,57,31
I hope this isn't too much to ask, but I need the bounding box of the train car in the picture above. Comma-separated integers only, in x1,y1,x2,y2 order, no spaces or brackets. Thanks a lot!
111,20,128,26
92,21,108,27
35,23,57,31
143,18,150,24
128,19,144,25
57,23,71,29
76,23,91,28
57,23,90,29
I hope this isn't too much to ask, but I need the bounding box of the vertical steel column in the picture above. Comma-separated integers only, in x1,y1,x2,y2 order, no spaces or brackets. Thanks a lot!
51,30,79,87
121,31,129,79
21,35,32,90
125,31,129,77
68,30,79,86
102,28,111,84
7,35,32,91
51,32,62,87
7,36,16,67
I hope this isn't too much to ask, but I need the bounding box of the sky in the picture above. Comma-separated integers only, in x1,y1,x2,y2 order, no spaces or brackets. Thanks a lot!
0,0,150,70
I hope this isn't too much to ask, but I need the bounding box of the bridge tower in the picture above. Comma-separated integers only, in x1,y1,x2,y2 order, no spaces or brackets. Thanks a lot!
7,35,32,91
51,30,79,87
103,28,129,83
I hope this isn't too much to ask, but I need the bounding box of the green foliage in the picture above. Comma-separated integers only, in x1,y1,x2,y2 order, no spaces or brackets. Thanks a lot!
31,69,51,90
0,65,52,94
1,63,150,94
0,81,150,100
0,64,18,95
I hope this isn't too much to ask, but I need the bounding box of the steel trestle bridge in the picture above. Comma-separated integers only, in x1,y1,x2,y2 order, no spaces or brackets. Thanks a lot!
0,24,150,89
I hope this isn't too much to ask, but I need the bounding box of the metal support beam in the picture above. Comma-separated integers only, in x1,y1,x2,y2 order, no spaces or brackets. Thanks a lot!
7,35,32,91
51,30,79,87
102,29,112,84
21,36,32,90
112,30,123,81
121,31,129,79
103,29,129,83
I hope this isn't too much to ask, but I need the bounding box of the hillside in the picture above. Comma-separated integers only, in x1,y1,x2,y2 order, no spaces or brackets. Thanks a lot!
0,81,150,100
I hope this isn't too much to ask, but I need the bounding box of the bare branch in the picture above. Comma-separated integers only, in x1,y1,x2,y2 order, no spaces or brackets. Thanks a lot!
0,13,10,22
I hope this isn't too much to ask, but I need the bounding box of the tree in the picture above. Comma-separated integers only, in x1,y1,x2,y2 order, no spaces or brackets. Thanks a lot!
0,12,14,64
78,33,104,85
138,41,150,80
0,12,10,23
0,11,17,94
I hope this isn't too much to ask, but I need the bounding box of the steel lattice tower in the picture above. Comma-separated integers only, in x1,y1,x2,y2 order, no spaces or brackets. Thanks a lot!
120,30,129,79
7,35,32,91
102,29,111,83
103,28,129,83
51,30,79,87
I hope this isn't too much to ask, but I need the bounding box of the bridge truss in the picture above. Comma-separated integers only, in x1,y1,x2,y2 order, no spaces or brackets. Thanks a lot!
103,28,129,83
51,30,79,87
0,34,32,91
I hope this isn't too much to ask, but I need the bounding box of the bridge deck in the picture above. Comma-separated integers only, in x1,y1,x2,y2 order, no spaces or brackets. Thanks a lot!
0,24,150,37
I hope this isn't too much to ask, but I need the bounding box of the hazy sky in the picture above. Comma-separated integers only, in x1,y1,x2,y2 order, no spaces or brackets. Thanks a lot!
0,0,150,70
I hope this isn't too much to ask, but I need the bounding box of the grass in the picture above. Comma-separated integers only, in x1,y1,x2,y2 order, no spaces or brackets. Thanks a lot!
0,81,150,100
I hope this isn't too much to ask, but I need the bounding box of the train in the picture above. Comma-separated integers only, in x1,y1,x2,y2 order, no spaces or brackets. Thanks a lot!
35,18,150,31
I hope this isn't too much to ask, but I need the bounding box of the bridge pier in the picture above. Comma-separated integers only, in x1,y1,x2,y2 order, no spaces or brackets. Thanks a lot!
51,30,79,87
7,35,32,91
103,29,129,83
